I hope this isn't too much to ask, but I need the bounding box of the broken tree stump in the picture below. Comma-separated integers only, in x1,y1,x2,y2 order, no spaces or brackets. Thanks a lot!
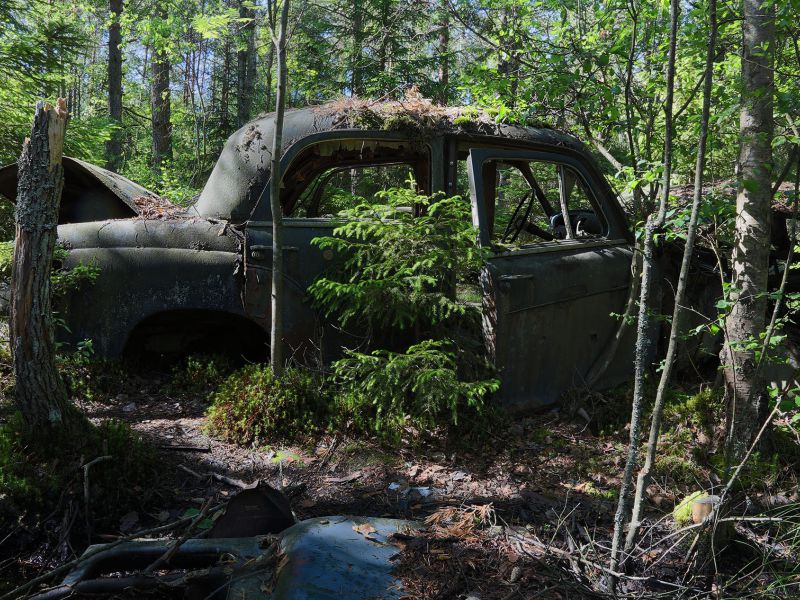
10,99,76,429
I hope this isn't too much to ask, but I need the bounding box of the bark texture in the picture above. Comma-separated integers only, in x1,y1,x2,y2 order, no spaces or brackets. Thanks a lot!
237,0,257,127
722,0,774,464
625,0,717,552
269,0,290,376
11,99,74,429
609,0,679,576
105,0,123,172
263,44,275,112
151,13,172,175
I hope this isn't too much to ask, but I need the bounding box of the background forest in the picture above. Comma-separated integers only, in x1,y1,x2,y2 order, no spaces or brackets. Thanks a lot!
2,0,798,202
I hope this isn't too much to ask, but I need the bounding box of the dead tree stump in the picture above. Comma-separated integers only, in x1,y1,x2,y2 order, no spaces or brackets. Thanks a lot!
10,99,75,429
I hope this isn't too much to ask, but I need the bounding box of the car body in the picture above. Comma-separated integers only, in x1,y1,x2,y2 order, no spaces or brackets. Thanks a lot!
0,101,642,410
26,483,416,600
29,516,414,600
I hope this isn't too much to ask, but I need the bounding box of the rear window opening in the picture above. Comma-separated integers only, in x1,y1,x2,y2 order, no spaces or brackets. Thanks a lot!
280,139,430,217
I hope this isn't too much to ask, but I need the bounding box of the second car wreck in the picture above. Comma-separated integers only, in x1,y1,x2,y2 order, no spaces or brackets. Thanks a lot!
2,100,661,410
27,484,415,600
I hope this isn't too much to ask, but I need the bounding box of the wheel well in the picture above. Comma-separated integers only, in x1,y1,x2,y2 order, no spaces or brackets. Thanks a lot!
123,310,269,364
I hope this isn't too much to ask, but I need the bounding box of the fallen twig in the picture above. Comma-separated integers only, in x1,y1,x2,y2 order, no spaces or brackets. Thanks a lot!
159,444,211,452
177,464,204,479
200,542,279,600
83,455,112,544
143,498,214,575
177,464,256,489
0,501,226,600
506,526,702,595
211,472,256,489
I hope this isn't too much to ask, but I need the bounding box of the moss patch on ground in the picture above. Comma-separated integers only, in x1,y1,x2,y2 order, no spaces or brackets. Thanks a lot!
0,408,158,527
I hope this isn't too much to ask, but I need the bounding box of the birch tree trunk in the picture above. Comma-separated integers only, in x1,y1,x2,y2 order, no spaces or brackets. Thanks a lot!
269,0,290,376
609,0,679,577
625,0,717,552
11,99,76,430
721,0,774,466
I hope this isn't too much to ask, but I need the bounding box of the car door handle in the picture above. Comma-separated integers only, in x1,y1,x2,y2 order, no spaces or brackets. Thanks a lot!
250,245,298,260
498,274,536,281
250,245,270,260
497,273,535,291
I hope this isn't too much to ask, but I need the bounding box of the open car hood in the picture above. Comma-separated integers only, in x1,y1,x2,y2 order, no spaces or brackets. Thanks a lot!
0,157,160,223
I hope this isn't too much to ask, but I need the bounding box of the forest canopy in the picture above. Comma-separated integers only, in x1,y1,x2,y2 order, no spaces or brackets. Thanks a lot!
1,0,798,205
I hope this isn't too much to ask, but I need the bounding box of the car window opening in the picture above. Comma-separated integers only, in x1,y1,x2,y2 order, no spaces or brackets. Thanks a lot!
281,140,430,217
456,153,607,251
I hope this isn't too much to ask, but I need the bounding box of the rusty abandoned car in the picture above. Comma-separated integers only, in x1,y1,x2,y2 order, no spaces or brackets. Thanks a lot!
0,101,650,411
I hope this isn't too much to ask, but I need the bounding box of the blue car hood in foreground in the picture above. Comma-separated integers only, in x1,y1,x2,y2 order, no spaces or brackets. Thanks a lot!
36,517,415,600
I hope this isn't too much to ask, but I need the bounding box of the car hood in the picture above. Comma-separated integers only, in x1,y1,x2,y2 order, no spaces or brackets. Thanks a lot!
32,516,415,600
0,157,161,224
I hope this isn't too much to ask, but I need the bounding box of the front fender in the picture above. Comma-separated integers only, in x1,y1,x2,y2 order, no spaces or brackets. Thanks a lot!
56,219,246,356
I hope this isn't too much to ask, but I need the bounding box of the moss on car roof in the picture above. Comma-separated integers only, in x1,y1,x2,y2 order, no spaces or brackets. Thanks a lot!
194,95,588,221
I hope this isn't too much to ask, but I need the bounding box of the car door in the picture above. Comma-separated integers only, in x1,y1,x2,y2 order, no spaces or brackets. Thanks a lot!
243,135,442,362
244,218,335,361
466,147,636,411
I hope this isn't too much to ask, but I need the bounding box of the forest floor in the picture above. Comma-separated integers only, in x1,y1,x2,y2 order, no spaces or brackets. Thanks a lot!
3,360,800,599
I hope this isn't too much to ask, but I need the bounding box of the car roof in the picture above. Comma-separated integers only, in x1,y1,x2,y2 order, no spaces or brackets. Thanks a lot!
194,99,592,222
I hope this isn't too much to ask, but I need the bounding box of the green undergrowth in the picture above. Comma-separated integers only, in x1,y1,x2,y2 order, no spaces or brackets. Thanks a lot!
572,384,723,488
204,347,500,447
337,439,396,469
580,382,800,491
206,365,331,445
332,340,499,443
662,386,722,433
0,240,12,276
0,409,157,525
167,354,236,398
0,241,99,292
58,352,129,401
208,187,500,447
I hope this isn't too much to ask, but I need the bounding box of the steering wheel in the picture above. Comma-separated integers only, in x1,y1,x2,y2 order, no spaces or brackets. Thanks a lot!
501,191,536,243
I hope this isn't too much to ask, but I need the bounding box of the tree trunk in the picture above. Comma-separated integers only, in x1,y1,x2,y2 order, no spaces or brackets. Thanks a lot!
350,0,363,96
105,0,123,172
237,1,257,127
609,0,679,578
721,0,775,466
625,0,717,552
220,39,232,136
437,0,449,105
11,99,76,430
151,15,172,176
269,0,290,376
263,43,275,112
